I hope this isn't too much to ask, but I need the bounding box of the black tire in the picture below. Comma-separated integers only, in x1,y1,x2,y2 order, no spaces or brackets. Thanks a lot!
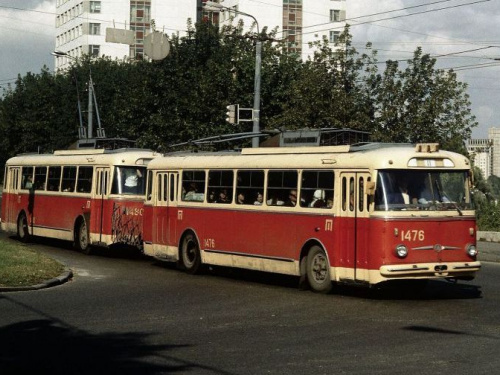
180,232,202,274
17,212,30,242
75,219,91,254
306,246,332,293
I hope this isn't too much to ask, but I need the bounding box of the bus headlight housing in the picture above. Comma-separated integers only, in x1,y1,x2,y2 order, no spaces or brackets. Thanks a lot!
466,244,478,257
395,244,408,258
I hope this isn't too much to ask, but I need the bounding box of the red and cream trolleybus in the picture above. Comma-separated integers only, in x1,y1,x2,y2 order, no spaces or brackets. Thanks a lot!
1,148,159,253
142,143,480,292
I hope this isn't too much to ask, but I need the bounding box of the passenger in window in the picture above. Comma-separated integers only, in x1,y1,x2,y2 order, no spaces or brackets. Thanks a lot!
218,189,230,203
254,192,263,205
208,190,216,203
327,198,333,208
285,189,297,207
63,183,74,192
267,193,284,206
237,192,245,204
184,183,198,200
24,176,33,189
124,169,143,193
310,189,326,208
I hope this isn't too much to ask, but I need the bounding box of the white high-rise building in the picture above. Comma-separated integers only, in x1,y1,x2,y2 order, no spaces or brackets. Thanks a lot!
216,0,346,60
466,138,493,180
55,0,346,69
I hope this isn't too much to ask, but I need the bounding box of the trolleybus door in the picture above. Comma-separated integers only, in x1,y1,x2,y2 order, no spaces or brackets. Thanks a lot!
153,171,178,248
339,172,371,281
5,167,20,225
92,167,110,244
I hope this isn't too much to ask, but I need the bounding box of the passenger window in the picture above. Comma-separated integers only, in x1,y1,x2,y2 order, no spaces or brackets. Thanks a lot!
358,177,364,212
62,166,77,192
300,171,334,209
170,174,176,202
182,170,205,202
47,167,62,191
34,167,47,191
267,170,298,207
342,177,347,211
208,170,234,204
236,170,264,205
77,166,93,193
21,167,34,190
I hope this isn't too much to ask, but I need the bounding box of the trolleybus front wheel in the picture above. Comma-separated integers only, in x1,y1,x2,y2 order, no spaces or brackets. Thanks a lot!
180,232,202,274
75,219,91,255
17,212,30,242
307,246,332,293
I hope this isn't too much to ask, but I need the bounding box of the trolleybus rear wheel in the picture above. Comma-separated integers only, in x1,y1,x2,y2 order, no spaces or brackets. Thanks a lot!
75,219,91,255
306,246,332,293
181,233,202,274
17,213,30,242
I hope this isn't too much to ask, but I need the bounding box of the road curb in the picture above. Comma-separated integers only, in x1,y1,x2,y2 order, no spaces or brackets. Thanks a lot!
0,268,73,293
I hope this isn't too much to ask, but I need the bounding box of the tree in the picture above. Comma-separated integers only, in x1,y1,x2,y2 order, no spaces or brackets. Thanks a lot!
371,47,477,152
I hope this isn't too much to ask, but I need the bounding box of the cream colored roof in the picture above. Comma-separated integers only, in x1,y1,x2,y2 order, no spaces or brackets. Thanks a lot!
149,144,471,171
6,148,160,167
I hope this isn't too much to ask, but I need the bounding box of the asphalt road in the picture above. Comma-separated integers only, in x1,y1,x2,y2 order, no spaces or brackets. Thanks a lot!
1,235,500,375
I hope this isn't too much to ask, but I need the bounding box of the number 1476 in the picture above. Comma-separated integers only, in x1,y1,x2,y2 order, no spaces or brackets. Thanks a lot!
401,230,425,241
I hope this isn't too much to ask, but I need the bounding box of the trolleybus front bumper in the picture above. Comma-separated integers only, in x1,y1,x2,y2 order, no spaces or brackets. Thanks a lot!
379,261,481,278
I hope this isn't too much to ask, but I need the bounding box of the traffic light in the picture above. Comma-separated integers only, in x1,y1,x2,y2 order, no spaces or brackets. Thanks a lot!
226,104,239,124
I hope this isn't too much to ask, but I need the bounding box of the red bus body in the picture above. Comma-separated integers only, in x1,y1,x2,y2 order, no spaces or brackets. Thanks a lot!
143,144,480,288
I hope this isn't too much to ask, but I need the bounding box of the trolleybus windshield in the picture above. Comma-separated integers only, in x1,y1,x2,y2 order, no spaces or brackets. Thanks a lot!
111,166,147,195
375,170,472,211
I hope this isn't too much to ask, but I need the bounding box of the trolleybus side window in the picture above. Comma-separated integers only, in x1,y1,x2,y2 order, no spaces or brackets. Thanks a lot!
21,167,34,189
236,170,264,205
300,170,334,209
47,166,62,191
182,170,205,202
77,166,93,193
267,170,298,207
62,166,77,192
208,170,233,204
34,167,47,191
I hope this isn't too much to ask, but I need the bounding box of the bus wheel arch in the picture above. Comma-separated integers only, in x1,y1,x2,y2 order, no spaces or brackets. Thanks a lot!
179,230,203,274
74,215,91,254
16,211,30,242
300,241,333,294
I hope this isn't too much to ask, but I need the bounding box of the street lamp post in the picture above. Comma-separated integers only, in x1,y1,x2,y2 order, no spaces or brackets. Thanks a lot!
203,1,261,147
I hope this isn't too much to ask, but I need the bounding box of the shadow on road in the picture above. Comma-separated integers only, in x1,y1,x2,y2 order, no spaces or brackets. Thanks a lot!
0,294,237,375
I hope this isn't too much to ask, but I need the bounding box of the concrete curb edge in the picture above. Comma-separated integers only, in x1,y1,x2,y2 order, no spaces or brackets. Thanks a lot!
0,268,73,293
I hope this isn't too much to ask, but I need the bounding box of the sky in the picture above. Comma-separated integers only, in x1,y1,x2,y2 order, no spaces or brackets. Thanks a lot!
0,0,499,139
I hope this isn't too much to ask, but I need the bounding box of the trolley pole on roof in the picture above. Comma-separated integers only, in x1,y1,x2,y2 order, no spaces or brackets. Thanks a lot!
203,1,262,147
52,50,104,140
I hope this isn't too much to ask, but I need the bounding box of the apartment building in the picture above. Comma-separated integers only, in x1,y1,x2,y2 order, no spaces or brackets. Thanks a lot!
467,138,493,180
55,0,347,69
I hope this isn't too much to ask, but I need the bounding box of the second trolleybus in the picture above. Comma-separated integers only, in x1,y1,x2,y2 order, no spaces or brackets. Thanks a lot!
1,148,159,253
142,143,480,292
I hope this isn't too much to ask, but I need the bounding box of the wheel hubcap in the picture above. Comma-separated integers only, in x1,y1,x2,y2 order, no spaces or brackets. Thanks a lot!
312,254,327,282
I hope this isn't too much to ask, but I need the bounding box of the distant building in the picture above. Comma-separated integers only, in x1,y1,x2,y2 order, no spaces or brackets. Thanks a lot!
54,0,346,70
466,138,493,179
488,128,500,178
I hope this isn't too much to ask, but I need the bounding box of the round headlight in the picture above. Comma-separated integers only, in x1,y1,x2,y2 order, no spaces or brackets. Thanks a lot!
466,244,478,257
395,244,408,258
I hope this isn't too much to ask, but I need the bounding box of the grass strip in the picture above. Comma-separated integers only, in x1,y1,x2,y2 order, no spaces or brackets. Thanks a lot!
0,238,64,287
